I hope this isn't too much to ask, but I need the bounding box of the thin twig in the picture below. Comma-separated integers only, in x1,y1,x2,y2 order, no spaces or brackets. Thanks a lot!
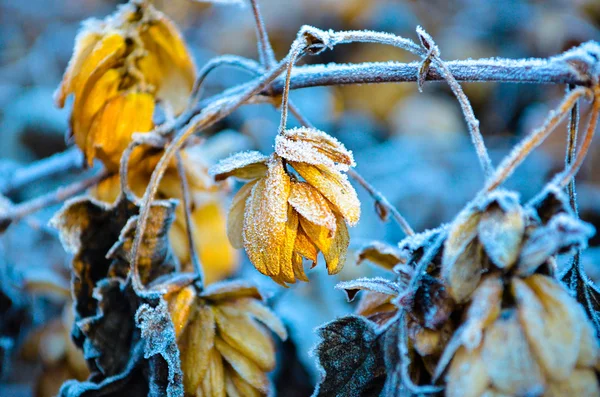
483,87,589,193
0,147,83,195
188,55,263,111
416,27,493,178
347,169,415,236
554,88,599,188
566,85,580,214
249,0,276,67
175,152,204,287
0,170,109,226
279,39,306,133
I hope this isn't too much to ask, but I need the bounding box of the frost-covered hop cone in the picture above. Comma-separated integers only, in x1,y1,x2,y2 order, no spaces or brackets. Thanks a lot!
210,127,361,286
165,280,287,396
437,189,600,396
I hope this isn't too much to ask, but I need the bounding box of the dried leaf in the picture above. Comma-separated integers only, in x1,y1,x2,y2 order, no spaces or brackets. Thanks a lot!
214,336,269,393
355,241,404,270
445,347,489,397
313,316,386,397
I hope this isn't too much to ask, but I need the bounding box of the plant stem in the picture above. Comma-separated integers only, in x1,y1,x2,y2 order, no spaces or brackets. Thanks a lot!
249,0,276,67
175,152,204,287
347,169,415,236
0,147,83,195
1,170,109,227
483,87,588,193
565,86,580,215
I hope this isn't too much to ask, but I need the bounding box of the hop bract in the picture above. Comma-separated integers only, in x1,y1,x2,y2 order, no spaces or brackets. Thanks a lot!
165,280,287,396
55,1,196,170
210,127,361,286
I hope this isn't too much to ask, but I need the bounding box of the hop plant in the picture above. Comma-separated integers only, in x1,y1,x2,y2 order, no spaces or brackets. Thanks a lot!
54,0,196,170
210,127,360,286
165,281,287,396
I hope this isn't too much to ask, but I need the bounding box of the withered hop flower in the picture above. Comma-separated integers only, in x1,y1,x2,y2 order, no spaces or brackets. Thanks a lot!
165,280,287,396
445,274,600,397
210,127,361,285
55,0,195,169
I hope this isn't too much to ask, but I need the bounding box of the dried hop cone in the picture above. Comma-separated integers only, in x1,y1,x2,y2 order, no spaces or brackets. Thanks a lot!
444,274,600,397
210,127,361,286
55,0,195,169
165,280,287,396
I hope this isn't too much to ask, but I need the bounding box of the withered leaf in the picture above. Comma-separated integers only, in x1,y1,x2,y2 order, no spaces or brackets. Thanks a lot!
313,315,386,397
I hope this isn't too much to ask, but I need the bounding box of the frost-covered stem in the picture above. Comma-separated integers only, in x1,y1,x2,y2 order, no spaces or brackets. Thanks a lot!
416,27,493,178
129,51,292,274
0,147,83,195
175,152,204,287
565,87,580,214
329,30,423,57
188,55,263,111
119,141,139,198
483,87,588,193
249,0,276,67
347,168,415,236
278,40,306,133
554,89,599,188
0,170,109,226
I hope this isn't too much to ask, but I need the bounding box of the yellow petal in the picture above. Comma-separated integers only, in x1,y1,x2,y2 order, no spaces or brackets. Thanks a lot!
292,253,309,282
279,206,299,284
290,161,360,226
228,368,263,397
55,21,103,107
210,151,268,182
288,181,336,233
201,280,262,302
243,156,291,277
227,181,258,249
199,348,226,397
355,291,395,318
294,228,318,265
512,275,582,380
462,275,503,349
92,92,154,171
355,241,403,270
214,308,276,371
165,285,197,339
180,305,215,394
214,337,270,393
66,31,125,104
275,127,355,170
446,347,489,397
300,214,349,275
481,309,545,395
545,368,600,397
217,298,287,341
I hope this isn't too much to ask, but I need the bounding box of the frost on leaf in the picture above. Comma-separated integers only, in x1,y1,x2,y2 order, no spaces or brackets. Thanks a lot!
275,127,355,172
313,315,387,397
209,150,268,181
335,277,401,302
561,260,600,340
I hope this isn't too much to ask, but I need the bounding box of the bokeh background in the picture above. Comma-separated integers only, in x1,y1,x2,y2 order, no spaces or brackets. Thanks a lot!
1,0,600,396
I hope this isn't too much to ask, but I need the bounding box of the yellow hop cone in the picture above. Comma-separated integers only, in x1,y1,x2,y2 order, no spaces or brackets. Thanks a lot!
210,127,361,286
443,274,600,397
92,146,238,284
165,280,287,397
55,1,196,170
